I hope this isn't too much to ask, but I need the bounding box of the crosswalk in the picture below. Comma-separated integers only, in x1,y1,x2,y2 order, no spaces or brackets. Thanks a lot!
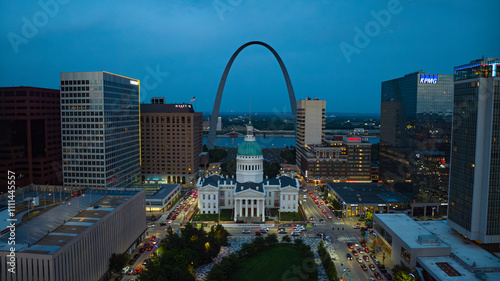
337,236,358,242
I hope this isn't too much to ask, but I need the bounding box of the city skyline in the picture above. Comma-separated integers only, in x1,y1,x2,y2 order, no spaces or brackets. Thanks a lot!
2,0,499,114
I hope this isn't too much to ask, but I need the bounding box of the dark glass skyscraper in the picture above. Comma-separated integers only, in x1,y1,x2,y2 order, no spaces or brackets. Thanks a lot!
448,58,500,245
60,72,141,189
380,71,454,202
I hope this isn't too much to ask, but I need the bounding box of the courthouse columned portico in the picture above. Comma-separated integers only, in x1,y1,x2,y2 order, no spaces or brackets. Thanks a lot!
233,198,265,221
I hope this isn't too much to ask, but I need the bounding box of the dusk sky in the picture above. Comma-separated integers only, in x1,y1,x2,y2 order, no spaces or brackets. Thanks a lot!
1,0,498,114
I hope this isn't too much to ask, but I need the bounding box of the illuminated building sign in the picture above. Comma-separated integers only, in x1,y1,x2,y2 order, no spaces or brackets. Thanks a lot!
347,137,361,142
419,74,438,84
130,80,139,85
175,104,192,108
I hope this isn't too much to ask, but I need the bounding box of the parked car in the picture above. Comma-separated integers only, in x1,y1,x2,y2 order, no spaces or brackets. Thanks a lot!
135,266,143,274
363,255,370,262
356,257,363,263
369,264,376,271
121,266,130,274
374,272,382,279
352,250,358,256
360,264,368,271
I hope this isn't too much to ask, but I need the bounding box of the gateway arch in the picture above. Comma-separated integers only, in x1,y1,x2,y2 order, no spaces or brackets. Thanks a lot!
207,41,297,149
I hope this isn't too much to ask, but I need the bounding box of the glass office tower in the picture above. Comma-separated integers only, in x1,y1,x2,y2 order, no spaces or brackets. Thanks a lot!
380,71,453,201
60,71,140,189
448,58,500,245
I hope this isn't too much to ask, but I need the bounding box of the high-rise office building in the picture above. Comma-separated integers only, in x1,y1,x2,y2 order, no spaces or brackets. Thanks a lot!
296,98,325,172
296,98,325,149
140,101,203,184
60,71,141,189
448,58,500,245
0,86,62,193
380,71,454,201
295,98,371,182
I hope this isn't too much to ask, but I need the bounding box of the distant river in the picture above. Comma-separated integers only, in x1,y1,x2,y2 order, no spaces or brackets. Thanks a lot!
203,136,379,148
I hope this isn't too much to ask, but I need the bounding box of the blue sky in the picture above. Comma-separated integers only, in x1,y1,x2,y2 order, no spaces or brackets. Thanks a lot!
1,0,498,114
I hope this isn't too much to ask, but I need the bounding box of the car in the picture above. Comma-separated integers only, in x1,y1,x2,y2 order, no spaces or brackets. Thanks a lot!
142,259,149,265
183,208,188,211
121,266,130,274
303,195,308,198
357,248,364,253
127,268,134,275
242,229,251,234
254,231,262,236
159,222,167,226
320,201,324,205
363,255,370,262
134,254,140,259
291,231,300,236
309,217,315,221
147,246,152,251
373,272,382,279
316,232,325,237
322,209,327,213
139,247,145,253
361,241,366,247
319,219,325,223
278,229,287,234
378,265,387,273
128,259,135,265
352,250,358,256
354,242,359,246
152,241,157,245
370,254,376,260
347,243,354,249
365,247,370,253
150,236,156,241
135,266,143,274
259,229,267,234
171,216,176,220
328,215,333,219
356,257,363,263
346,253,353,260
369,264,376,271
354,225,361,229
360,264,368,271
384,273,393,280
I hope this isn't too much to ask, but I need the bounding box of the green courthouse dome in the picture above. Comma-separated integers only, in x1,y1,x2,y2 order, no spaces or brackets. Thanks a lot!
238,140,262,156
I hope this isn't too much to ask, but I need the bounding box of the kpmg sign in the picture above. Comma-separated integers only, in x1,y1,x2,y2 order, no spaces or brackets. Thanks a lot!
419,74,438,84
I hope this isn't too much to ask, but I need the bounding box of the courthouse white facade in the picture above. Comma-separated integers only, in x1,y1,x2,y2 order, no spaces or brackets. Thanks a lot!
197,122,299,222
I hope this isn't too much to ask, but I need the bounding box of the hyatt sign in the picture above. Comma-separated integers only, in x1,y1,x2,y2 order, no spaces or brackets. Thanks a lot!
420,74,438,84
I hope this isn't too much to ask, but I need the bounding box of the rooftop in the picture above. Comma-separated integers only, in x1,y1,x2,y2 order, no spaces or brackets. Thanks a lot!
375,214,450,250
0,189,141,253
419,220,500,271
141,103,195,113
328,183,408,205
235,182,265,194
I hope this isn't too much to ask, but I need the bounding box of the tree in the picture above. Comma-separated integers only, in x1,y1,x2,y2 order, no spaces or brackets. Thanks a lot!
108,252,130,274
263,160,280,179
208,148,228,162
365,211,373,221
282,235,291,242
280,148,296,164
264,233,278,245
220,159,236,177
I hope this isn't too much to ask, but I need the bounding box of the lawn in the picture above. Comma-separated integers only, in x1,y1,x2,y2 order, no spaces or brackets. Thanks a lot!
228,244,317,281
280,211,303,221
192,209,233,222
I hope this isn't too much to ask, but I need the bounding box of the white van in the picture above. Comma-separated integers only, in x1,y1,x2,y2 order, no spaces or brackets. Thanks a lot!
121,266,130,274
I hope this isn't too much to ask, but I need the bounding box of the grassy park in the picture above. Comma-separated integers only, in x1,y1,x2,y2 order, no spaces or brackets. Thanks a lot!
228,244,317,281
